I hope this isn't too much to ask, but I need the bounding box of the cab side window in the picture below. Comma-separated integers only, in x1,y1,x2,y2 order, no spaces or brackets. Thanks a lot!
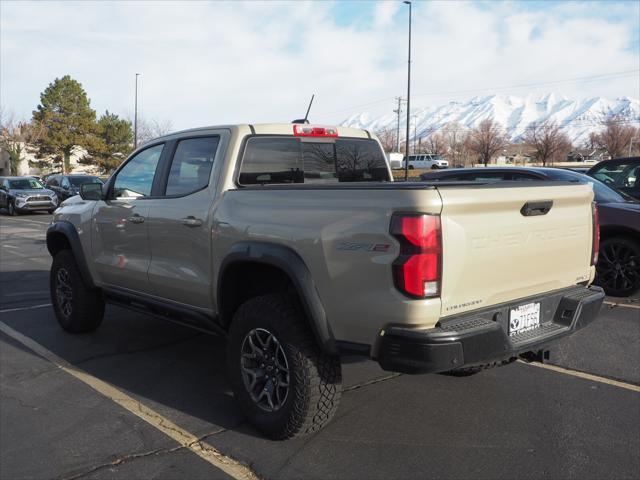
113,144,164,198
61,177,70,189
165,137,219,196
47,176,60,187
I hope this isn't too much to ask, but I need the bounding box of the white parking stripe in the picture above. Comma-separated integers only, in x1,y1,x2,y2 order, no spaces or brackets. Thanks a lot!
2,290,50,297
0,303,52,314
603,301,640,310
0,218,51,228
519,360,640,393
0,321,257,480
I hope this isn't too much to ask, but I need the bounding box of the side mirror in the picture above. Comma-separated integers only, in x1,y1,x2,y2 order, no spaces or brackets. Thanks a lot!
80,182,104,201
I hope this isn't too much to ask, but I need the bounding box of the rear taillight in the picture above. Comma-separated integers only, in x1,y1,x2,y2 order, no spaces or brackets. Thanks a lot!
293,124,338,137
591,202,600,266
391,213,442,298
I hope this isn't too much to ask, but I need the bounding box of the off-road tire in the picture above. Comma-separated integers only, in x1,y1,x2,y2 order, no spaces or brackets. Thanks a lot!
50,249,104,333
227,294,342,440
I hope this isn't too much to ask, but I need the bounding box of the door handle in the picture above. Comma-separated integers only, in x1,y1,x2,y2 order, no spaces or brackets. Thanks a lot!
181,216,203,227
127,214,145,224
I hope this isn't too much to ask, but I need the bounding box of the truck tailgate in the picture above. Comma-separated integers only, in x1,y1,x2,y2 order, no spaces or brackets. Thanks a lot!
437,183,594,317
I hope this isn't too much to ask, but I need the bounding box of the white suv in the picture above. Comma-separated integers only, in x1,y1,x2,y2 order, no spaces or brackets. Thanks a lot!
405,154,449,169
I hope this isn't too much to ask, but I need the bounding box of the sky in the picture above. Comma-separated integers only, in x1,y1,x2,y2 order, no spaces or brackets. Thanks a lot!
1,0,639,131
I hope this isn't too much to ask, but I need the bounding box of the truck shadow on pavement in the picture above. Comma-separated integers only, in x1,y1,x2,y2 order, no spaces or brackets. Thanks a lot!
2,270,640,480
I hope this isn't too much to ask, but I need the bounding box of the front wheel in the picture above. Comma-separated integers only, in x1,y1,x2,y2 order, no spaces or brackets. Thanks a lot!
595,237,640,297
227,294,342,439
7,201,18,216
50,250,105,333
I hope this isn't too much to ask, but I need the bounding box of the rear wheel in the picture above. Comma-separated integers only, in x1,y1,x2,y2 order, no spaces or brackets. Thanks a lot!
50,250,105,333
595,236,640,297
227,294,342,439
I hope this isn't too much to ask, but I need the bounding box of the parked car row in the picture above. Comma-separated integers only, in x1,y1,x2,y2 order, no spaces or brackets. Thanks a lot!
0,174,104,216
420,160,640,297
44,174,104,202
0,176,58,215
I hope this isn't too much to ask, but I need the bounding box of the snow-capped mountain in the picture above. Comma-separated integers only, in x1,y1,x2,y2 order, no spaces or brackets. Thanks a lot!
341,94,639,145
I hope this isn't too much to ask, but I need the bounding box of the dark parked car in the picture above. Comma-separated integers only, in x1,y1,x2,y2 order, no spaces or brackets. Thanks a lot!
45,174,104,201
587,157,640,200
0,176,58,215
421,167,640,296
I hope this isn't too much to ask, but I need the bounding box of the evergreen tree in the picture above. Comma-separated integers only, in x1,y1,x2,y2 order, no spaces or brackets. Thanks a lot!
32,75,97,173
91,111,134,173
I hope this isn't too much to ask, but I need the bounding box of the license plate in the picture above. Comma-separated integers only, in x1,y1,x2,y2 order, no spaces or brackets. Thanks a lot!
509,302,541,336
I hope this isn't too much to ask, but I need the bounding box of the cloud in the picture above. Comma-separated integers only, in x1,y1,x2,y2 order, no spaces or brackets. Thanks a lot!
1,0,638,131
373,1,401,29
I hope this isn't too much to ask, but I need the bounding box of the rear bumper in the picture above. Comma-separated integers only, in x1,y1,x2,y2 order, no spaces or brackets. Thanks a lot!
374,285,604,374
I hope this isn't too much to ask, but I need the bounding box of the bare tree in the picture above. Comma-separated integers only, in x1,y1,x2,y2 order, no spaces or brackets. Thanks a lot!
375,127,397,153
0,115,45,175
440,122,471,166
595,116,637,159
420,131,447,156
523,120,572,166
586,131,599,151
136,117,174,145
467,119,508,166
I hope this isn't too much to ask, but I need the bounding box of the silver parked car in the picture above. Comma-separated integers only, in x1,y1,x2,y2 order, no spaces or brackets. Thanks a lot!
0,176,59,215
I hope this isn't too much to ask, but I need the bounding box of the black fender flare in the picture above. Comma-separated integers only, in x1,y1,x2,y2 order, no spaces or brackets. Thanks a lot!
218,242,337,355
46,221,97,289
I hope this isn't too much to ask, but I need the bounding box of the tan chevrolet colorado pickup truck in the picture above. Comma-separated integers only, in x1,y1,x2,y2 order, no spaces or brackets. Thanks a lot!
46,123,604,439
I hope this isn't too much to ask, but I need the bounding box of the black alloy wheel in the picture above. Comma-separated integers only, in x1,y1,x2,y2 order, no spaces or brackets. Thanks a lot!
596,237,640,297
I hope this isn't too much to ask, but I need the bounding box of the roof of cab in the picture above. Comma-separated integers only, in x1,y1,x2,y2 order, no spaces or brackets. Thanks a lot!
150,123,371,142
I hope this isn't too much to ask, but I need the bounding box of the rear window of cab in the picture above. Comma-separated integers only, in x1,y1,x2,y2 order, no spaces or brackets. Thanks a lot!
238,137,390,185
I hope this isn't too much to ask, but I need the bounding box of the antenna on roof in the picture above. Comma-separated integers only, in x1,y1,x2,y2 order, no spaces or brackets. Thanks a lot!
292,94,315,124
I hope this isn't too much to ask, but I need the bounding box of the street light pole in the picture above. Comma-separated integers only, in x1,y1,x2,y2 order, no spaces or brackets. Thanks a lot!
393,96,404,152
134,73,140,149
403,1,412,181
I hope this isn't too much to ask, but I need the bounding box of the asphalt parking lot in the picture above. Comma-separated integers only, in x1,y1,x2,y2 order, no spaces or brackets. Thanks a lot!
1,213,639,480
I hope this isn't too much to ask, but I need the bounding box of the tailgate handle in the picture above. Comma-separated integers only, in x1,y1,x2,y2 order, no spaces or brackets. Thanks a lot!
521,200,553,216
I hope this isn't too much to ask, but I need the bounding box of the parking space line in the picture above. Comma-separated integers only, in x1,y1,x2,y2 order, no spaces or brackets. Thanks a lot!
603,301,640,310
519,360,640,393
0,303,52,314
0,321,257,480
2,290,50,297
0,217,52,227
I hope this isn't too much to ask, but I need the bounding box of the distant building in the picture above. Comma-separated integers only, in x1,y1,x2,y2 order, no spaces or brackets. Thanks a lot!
0,148,10,175
567,149,609,162
0,143,96,176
